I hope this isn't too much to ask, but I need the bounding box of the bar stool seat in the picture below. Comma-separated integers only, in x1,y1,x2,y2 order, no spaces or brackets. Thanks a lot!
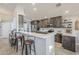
16,36,22,39
22,37,36,55
24,40,33,55
25,40,33,45
15,34,23,52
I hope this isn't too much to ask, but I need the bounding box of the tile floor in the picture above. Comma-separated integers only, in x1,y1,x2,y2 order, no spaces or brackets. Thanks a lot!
55,42,79,55
0,38,79,55
0,38,21,55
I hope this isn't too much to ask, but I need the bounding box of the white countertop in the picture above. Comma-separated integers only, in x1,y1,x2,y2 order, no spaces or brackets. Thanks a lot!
63,33,77,37
18,31,55,39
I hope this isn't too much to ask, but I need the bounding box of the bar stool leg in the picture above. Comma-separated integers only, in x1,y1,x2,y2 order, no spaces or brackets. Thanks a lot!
25,45,28,55
20,37,22,46
33,41,36,55
29,45,31,55
16,39,18,52
22,43,24,55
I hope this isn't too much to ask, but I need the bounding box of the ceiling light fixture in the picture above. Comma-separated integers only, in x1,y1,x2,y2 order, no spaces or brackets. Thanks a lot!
44,16,47,18
33,7,37,11
32,3,36,6
65,10,69,14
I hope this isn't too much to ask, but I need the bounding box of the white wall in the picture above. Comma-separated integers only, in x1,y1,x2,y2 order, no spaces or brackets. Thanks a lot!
15,7,25,32
1,22,10,38
10,17,17,30
11,7,32,32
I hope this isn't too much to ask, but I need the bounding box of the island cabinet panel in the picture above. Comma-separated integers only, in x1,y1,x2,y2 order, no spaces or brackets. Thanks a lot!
34,38,46,55
62,36,75,52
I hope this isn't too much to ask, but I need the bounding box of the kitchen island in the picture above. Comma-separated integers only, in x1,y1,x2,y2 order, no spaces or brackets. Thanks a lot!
19,31,55,55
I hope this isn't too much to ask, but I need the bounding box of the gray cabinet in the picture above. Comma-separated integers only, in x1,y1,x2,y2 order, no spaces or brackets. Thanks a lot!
31,16,62,29
56,16,62,28
62,36,75,52
50,16,62,28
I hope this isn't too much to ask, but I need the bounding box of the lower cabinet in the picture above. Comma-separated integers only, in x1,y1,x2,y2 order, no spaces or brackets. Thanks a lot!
62,36,75,52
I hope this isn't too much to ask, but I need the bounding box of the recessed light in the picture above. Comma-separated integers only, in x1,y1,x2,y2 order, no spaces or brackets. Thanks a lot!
33,8,37,11
56,3,61,7
65,10,69,14
44,16,47,18
32,3,36,6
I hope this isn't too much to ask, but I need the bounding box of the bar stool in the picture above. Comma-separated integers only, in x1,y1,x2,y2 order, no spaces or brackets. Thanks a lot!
9,31,17,50
15,33,23,52
9,33,15,48
22,35,36,55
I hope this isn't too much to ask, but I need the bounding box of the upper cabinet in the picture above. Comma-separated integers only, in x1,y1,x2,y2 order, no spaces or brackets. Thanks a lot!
31,18,49,28
50,16,62,28
40,18,48,28
31,16,63,28
56,16,62,28
50,17,56,27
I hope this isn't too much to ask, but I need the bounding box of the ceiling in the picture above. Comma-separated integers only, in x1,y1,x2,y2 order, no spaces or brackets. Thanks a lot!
0,3,79,20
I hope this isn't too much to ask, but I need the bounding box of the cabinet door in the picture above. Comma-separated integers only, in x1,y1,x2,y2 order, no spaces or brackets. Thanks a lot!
38,20,43,28
43,19,48,28
71,37,75,52
41,20,45,28
50,17,54,27
50,17,56,27
62,36,72,49
50,16,62,28
56,16,62,28
40,19,48,28
53,17,57,27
